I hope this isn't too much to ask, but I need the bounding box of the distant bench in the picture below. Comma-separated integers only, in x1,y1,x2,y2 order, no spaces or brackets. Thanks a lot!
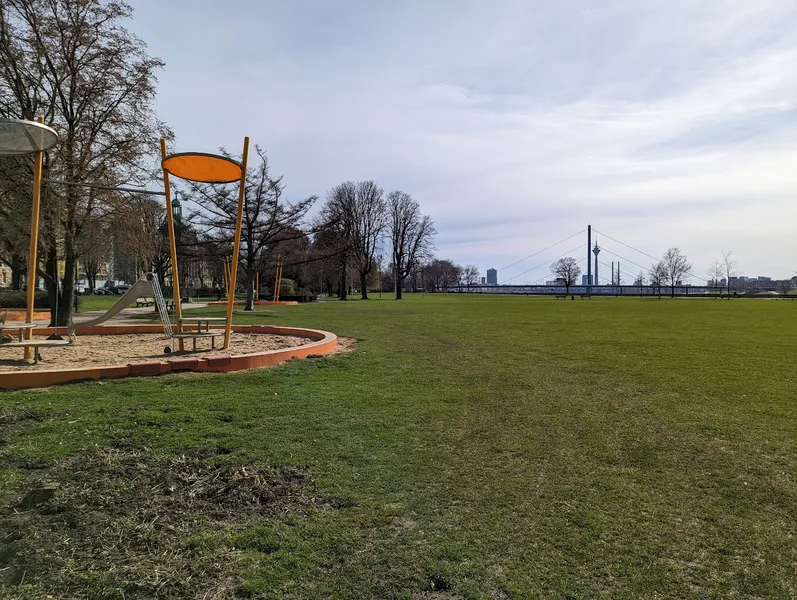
136,297,155,307
555,295,568,300
579,294,591,300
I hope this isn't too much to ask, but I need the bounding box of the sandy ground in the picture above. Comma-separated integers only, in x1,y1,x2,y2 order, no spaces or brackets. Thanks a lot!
0,332,314,372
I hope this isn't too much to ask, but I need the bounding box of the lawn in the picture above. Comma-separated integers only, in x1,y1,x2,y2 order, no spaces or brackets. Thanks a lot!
1,295,796,599
75,293,126,313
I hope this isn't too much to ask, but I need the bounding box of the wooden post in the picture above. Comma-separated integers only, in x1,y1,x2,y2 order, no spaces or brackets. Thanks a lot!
224,137,249,349
24,117,45,359
273,255,281,302
160,139,183,350
256,272,259,303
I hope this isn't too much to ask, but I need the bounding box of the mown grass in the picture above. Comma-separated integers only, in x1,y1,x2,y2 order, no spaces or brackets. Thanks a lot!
2,294,796,599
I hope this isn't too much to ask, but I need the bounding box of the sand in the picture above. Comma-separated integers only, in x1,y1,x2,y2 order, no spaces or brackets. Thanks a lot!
0,332,313,372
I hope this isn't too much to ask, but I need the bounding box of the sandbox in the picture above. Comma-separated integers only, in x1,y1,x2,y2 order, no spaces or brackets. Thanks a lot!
0,324,337,391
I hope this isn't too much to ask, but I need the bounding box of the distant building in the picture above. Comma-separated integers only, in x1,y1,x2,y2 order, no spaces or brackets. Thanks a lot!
0,261,10,288
486,268,498,285
581,274,592,286
480,277,486,285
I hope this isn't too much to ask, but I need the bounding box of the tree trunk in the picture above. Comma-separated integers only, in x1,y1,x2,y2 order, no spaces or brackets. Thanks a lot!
395,275,403,300
244,266,255,311
339,255,348,300
58,252,77,327
360,272,368,300
44,238,59,327
11,266,23,290
671,284,675,298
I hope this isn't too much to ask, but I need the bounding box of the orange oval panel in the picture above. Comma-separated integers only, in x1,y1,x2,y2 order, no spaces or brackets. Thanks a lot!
162,152,242,183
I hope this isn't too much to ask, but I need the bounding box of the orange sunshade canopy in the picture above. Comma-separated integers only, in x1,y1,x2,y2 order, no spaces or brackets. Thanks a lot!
162,152,243,183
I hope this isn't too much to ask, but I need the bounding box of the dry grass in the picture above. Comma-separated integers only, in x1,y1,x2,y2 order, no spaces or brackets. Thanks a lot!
1,440,339,599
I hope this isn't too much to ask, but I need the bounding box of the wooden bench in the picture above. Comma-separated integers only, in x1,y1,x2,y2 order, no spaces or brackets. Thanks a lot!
579,294,592,300
171,331,223,351
135,297,155,307
555,295,568,300
0,339,72,363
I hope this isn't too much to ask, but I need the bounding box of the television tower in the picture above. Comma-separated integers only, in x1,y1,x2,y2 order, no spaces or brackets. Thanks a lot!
592,238,601,286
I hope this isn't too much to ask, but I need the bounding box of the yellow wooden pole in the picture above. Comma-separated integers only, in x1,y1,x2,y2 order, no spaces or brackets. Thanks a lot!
224,136,249,349
24,117,46,360
223,261,229,296
272,255,280,302
160,139,183,349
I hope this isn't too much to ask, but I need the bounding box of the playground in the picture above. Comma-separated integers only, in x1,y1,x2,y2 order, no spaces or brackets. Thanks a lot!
0,331,312,371
0,118,337,388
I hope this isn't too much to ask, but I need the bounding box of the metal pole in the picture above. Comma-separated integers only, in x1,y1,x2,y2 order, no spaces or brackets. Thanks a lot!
224,136,250,349
24,117,45,360
587,225,592,289
160,139,183,349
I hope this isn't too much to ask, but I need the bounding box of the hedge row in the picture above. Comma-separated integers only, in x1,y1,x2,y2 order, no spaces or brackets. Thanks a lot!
0,291,50,309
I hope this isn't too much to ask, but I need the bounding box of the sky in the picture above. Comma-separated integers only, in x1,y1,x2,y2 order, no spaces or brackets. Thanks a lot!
131,0,797,283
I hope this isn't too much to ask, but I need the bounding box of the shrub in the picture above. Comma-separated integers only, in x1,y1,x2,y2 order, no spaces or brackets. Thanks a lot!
279,278,296,296
0,290,50,309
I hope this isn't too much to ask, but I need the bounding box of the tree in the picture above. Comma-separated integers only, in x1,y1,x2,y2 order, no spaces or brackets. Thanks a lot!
634,271,646,289
708,261,724,296
189,147,316,310
423,259,461,291
550,257,581,295
349,181,386,300
661,247,693,298
462,265,479,287
649,261,666,298
0,0,169,325
318,182,357,300
719,251,739,298
388,191,435,300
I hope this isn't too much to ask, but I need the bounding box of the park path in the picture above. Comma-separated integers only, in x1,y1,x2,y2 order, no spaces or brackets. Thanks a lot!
30,302,210,326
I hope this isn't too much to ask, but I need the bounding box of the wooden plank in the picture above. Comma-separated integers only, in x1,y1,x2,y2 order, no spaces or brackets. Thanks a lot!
1,340,72,348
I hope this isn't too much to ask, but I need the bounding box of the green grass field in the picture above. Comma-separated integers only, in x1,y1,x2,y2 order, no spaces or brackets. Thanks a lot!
2,295,796,599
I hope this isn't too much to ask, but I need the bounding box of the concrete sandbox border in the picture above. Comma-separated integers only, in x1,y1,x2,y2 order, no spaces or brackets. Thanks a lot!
0,324,337,391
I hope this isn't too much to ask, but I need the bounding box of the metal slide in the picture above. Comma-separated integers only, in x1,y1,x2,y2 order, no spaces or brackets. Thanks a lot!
68,277,154,337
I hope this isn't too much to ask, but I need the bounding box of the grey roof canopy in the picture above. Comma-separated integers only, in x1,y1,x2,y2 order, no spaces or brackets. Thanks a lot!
0,118,59,156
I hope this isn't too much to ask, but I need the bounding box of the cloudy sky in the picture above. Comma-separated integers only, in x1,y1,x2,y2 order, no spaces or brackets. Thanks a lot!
133,0,797,283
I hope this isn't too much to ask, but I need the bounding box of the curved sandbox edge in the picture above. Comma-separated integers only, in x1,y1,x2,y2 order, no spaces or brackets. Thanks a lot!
207,300,299,306
0,324,337,391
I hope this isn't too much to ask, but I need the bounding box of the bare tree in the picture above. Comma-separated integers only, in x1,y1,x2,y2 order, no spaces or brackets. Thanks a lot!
349,181,386,300
189,147,316,310
462,265,479,287
388,191,435,300
0,0,170,325
318,182,357,300
720,251,739,298
661,247,693,298
550,257,581,295
649,261,666,299
634,271,646,293
708,261,724,296
424,258,461,291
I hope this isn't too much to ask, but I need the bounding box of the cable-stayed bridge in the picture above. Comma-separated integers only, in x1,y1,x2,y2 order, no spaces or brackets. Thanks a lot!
448,225,718,296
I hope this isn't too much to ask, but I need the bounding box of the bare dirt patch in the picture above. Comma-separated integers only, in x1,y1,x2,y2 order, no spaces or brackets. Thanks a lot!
333,336,357,354
0,445,339,599
0,332,312,372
